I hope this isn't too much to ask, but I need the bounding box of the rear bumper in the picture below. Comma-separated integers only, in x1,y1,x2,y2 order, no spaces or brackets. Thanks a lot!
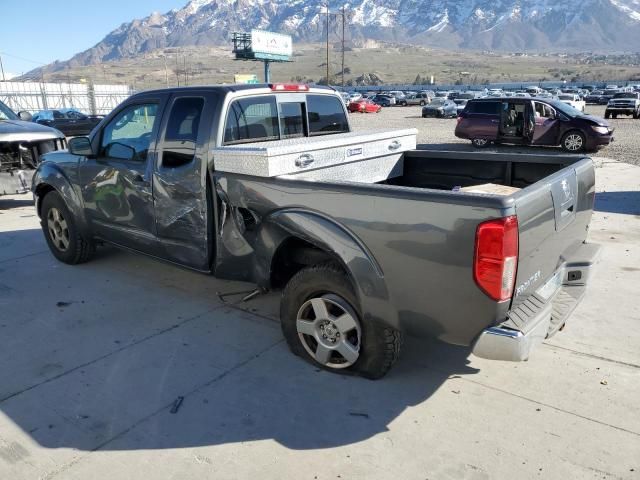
472,242,601,361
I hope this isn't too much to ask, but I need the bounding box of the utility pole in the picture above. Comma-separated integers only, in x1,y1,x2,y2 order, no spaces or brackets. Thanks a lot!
0,54,6,82
326,4,330,86
175,50,180,86
341,5,346,87
163,55,169,87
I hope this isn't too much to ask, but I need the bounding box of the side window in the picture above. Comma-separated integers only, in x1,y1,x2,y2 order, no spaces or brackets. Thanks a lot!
280,102,305,139
468,101,500,115
160,97,205,168
102,103,158,161
223,96,279,145
307,94,349,135
66,110,84,119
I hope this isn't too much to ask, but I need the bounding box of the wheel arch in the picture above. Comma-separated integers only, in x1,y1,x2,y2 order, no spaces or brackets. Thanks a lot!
255,208,398,330
32,164,87,231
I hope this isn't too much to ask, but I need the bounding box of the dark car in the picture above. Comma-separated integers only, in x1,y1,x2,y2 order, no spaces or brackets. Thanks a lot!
585,90,604,104
32,108,103,137
371,94,394,107
422,98,457,118
455,97,614,152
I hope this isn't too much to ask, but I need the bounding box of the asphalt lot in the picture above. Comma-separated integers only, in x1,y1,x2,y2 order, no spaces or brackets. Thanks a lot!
1,111,640,479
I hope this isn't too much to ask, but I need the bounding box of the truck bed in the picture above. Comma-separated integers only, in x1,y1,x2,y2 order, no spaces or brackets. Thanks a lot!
215,148,596,350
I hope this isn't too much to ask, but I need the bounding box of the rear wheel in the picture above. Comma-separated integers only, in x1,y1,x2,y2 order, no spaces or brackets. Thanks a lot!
561,130,586,153
471,138,490,148
419,100,426,106
280,263,403,379
41,191,94,264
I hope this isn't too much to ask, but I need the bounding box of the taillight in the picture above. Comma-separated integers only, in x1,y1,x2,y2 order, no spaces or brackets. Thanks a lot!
473,216,519,302
270,83,309,92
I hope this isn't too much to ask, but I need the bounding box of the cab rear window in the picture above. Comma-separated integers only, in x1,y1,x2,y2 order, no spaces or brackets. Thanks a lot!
223,93,348,145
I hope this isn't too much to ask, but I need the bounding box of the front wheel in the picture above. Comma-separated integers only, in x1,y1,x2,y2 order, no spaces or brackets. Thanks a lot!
41,191,95,264
280,264,403,379
605,111,610,119
561,131,586,153
420,100,426,106
634,110,639,119
471,138,490,148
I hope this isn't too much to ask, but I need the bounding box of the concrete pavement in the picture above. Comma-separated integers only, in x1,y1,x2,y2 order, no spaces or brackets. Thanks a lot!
0,160,638,480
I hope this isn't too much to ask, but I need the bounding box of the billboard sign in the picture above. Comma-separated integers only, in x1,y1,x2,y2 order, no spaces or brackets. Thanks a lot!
251,30,292,61
234,74,259,84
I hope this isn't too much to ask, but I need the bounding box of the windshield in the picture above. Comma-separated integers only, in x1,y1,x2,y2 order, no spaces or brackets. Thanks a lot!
430,98,446,105
0,100,18,121
613,93,637,99
549,100,583,117
558,95,574,100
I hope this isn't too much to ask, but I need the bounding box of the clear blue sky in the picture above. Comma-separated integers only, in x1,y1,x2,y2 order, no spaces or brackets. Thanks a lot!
0,0,184,77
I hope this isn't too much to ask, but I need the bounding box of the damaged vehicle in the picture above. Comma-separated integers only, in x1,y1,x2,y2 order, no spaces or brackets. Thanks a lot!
1,100,66,196
32,84,600,379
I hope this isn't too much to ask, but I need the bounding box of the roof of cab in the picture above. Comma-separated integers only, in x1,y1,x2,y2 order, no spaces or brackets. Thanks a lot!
135,83,335,97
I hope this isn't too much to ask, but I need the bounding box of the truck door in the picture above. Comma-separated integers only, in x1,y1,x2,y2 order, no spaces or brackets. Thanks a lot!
79,96,166,252
152,92,218,270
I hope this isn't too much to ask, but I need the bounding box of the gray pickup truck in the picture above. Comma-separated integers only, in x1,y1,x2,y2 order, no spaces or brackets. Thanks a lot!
32,84,600,378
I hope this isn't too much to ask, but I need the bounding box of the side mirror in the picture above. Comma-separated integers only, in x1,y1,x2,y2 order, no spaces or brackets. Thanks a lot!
18,111,32,122
105,142,136,161
68,137,95,157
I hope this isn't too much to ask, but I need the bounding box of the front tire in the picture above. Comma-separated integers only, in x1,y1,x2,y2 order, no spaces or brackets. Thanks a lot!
605,111,610,119
280,263,403,379
561,130,586,153
41,191,94,264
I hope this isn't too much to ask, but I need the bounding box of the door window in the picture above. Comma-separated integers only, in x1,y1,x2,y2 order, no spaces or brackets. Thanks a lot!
102,103,158,161
160,97,204,168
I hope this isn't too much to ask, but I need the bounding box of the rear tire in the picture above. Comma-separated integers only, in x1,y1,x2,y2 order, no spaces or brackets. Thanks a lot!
419,100,426,106
41,191,94,264
280,263,403,379
561,130,586,153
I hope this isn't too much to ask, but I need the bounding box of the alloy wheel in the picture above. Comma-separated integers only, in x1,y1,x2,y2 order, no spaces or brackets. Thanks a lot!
564,133,584,151
47,207,70,252
296,294,361,369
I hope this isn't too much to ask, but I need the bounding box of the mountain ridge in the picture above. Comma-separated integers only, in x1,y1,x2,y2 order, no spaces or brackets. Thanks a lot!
32,0,640,75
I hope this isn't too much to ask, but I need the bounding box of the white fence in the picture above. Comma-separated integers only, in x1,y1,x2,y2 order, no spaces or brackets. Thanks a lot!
0,82,133,115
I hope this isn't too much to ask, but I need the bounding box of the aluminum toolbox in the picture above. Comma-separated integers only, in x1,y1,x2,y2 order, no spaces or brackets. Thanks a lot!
212,129,417,181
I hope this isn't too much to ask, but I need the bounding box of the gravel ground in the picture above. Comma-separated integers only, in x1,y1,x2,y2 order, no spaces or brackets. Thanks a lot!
349,104,640,166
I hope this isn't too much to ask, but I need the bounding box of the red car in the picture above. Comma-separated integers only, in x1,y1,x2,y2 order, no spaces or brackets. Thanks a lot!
348,99,382,113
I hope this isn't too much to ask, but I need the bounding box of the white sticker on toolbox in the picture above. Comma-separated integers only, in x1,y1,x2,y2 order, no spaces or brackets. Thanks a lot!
345,145,364,161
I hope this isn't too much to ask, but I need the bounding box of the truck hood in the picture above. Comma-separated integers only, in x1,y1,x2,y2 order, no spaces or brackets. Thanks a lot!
0,119,64,142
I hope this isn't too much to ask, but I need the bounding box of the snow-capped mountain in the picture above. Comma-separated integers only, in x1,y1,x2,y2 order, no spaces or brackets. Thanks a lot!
50,0,640,69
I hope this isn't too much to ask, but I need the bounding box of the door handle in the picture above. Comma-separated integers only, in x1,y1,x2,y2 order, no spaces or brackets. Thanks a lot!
490,119,500,123
388,140,401,151
295,154,315,168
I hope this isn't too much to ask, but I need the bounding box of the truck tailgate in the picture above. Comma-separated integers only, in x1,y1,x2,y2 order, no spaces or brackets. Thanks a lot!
512,158,596,308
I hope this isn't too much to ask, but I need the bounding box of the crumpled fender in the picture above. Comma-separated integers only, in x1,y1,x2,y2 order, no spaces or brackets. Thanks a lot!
32,163,87,231
255,208,399,330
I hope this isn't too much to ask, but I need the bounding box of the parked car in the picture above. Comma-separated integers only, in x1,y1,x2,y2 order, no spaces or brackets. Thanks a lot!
585,91,604,104
388,91,407,105
558,94,585,112
434,91,451,98
372,94,394,107
31,83,601,378
339,91,350,106
348,98,382,113
404,92,431,106
31,108,103,137
605,92,640,119
0,100,66,196
601,88,620,104
455,97,613,152
454,99,469,114
348,92,363,102
422,97,457,118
